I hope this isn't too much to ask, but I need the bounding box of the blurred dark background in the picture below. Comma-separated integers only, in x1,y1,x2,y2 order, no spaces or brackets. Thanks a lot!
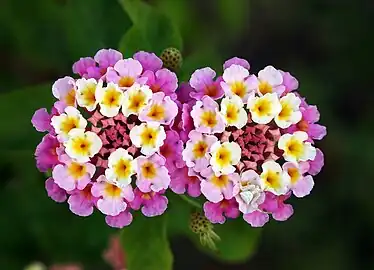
1,0,373,269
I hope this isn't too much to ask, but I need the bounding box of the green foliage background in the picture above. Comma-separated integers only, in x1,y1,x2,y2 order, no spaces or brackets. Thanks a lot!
0,0,373,269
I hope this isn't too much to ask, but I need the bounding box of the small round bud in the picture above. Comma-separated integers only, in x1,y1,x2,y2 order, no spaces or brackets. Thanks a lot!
160,47,182,72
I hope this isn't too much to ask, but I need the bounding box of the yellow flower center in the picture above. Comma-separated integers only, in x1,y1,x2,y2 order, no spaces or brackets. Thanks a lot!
278,102,292,120
141,162,157,179
67,162,87,179
65,88,76,106
104,183,122,197
147,104,165,121
61,116,79,134
114,158,133,179
214,147,232,168
211,175,229,188
71,136,92,156
81,84,96,106
224,104,239,123
192,141,208,159
128,91,147,113
200,111,217,128
288,167,300,184
285,139,304,159
263,170,281,189
119,76,135,88
102,87,122,107
230,81,246,98
253,99,272,117
140,127,158,147
258,81,273,95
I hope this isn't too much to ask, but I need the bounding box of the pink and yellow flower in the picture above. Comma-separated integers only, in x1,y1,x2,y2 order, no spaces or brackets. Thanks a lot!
200,168,239,203
76,78,102,111
52,157,95,191
209,141,241,175
95,82,124,117
182,130,217,172
130,188,168,217
135,154,170,193
105,148,137,187
203,199,240,224
278,131,316,163
143,68,178,98
221,64,257,101
190,96,225,134
68,184,98,217
260,160,290,195
121,83,152,117
169,166,201,197
139,92,178,125
51,106,87,140
52,76,76,108
283,162,314,197
129,122,166,156
106,58,145,88
256,66,285,96
91,175,134,216
189,67,224,100
247,93,282,124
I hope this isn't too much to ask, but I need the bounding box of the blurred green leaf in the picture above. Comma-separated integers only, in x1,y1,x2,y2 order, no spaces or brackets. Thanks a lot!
120,214,173,270
0,84,53,150
209,219,261,263
118,0,182,56
217,0,250,38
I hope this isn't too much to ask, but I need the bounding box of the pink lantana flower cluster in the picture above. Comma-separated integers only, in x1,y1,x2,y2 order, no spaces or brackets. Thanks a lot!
177,58,326,227
32,49,181,228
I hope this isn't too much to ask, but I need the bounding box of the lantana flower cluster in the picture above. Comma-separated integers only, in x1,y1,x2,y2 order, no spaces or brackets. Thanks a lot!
32,49,326,229
175,58,326,227
32,49,182,228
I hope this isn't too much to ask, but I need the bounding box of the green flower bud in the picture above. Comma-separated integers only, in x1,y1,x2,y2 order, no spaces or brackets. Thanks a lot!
190,211,220,250
160,47,182,72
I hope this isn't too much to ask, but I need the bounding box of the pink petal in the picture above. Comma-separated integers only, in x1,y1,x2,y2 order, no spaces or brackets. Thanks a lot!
243,211,269,227
106,211,133,228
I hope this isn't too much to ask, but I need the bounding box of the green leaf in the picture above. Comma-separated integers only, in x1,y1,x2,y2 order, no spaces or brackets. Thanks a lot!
118,0,182,56
120,214,173,270
0,84,54,151
210,219,262,263
217,0,250,38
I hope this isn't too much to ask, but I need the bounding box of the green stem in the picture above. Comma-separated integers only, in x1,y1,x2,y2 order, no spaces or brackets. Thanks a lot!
179,195,202,209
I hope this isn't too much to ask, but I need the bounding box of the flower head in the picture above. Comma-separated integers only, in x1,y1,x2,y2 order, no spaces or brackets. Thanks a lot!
52,157,95,191
121,83,152,116
189,67,224,100
220,96,247,128
257,66,285,96
275,93,302,128
133,51,163,72
105,148,136,187
139,92,178,125
210,141,241,175
221,64,257,101
52,76,76,108
129,122,166,156
51,106,87,140
143,69,178,98
247,93,282,124
283,162,314,197
106,58,144,88
260,160,290,195
130,188,168,217
182,131,217,172
200,168,239,203
91,175,134,216
35,134,60,172
203,199,240,224
190,96,225,134
278,131,316,163
233,170,265,214
64,128,102,163
76,78,102,111
170,166,201,197
96,82,124,117
136,154,170,193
